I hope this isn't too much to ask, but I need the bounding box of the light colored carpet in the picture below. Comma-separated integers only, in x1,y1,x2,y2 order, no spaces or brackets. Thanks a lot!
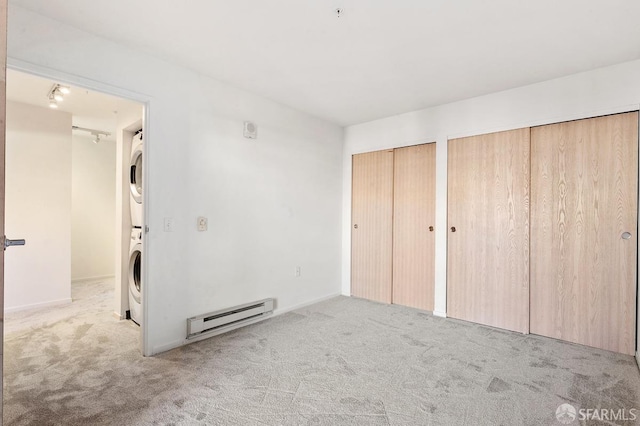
4,279,640,425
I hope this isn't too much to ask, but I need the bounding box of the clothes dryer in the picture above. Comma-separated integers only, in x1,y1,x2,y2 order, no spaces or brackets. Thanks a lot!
130,131,143,227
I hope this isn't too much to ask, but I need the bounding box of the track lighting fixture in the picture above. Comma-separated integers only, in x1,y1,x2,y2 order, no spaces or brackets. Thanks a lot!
72,125,111,144
47,83,70,108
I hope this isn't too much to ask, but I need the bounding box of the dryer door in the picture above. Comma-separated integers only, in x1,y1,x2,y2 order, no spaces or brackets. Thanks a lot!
129,149,143,204
129,245,142,303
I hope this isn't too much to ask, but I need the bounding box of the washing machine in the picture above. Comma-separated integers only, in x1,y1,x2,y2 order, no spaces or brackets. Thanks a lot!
129,131,143,227
128,228,142,325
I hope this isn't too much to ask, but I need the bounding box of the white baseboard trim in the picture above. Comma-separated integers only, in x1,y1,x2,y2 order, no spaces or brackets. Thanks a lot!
153,339,186,356
273,292,343,317
113,311,124,320
72,274,115,283
433,310,447,318
5,297,73,314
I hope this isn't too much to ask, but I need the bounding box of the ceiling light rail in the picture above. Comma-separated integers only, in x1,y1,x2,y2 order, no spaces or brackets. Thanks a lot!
72,125,111,144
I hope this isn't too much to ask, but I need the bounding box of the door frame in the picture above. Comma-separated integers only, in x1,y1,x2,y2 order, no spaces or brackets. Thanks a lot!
6,58,153,356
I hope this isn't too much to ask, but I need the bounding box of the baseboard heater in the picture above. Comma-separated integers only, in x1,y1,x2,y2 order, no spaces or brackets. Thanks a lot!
187,298,274,340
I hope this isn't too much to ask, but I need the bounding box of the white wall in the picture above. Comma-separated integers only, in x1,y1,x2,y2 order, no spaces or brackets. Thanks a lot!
342,60,640,353
71,134,116,281
5,100,72,311
187,83,343,317
7,6,343,354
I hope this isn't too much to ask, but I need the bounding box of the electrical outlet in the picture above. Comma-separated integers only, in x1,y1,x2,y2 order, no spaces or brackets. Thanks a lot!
295,266,301,277
197,216,208,232
164,217,174,232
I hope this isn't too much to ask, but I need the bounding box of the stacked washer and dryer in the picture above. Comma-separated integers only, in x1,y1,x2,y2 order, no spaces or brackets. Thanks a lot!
128,131,143,325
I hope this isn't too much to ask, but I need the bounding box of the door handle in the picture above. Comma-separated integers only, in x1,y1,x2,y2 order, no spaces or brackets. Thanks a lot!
429,226,434,232
4,237,26,250
450,226,456,232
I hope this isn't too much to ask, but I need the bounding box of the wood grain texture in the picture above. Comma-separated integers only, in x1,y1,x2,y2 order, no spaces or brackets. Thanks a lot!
1,0,7,420
530,112,638,355
447,128,530,333
392,143,436,311
351,150,394,303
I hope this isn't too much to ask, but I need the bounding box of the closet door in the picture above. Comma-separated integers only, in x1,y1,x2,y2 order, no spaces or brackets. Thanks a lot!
531,112,638,355
351,150,394,303
448,128,530,333
392,144,436,311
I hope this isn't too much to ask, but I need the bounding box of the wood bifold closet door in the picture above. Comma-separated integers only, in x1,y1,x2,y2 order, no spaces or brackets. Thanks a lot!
393,144,436,311
351,150,394,303
351,144,436,310
447,128,531,334
530,112,638,355
447,113,637,354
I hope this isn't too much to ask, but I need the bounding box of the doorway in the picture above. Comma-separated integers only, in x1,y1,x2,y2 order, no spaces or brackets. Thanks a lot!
3,68,148,421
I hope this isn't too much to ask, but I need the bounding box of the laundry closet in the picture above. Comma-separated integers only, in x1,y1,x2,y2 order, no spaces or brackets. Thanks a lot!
128,130,143,325
3,70,146,319
351,111,638,356
116,116,144,327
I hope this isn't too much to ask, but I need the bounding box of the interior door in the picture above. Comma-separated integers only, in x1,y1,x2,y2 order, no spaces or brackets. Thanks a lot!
351,150,394,303
447,128,530,333
392,143,436,311
1,0,7,421
530,112,638,355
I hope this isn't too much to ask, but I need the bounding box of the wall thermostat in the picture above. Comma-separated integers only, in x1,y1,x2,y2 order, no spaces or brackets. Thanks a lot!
243,121,257,139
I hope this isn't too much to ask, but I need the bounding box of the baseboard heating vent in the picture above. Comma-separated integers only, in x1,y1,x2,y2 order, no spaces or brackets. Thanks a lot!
187,298,274,340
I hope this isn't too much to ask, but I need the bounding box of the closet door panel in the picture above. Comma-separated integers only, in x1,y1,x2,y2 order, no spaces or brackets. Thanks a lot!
392,144,436,311
530,112,638,355
447,128,530,333
351,150,394,303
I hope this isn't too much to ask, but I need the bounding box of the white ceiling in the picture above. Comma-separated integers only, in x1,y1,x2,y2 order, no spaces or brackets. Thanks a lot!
11,0,640,126
6,69,142,141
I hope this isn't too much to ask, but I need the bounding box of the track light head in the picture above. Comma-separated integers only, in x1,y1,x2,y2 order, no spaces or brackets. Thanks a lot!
53,89,64,102
47,83,69,107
